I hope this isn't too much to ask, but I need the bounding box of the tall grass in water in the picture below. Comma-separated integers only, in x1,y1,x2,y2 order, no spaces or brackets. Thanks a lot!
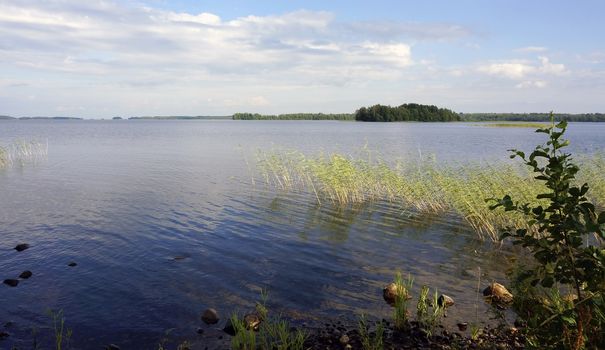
257,149,605,241
0,139,48,168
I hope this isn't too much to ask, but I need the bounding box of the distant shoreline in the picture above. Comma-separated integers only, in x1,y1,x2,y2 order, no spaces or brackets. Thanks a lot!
2,113,605,122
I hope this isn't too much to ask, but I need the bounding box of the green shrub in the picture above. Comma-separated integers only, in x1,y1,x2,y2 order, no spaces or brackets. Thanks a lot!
490,115,605,349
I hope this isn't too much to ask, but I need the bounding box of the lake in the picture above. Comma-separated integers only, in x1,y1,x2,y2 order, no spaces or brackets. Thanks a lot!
1,120,604,348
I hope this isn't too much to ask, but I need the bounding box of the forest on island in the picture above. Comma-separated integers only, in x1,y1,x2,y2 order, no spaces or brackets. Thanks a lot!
355,103,460,122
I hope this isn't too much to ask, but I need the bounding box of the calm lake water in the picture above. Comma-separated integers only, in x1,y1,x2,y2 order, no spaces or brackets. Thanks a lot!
1,120,604,348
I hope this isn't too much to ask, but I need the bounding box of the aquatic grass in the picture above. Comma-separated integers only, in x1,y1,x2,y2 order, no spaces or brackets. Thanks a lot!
46,309,72,350
393,272,413,330
0,139,48,169
358,314,384,350
256,149,605,241
231,290,307,350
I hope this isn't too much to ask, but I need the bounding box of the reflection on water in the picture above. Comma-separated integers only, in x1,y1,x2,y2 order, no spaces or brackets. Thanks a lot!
1,120,603,348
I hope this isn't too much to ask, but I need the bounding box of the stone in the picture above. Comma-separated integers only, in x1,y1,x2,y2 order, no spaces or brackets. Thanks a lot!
483,283,513,304
201,308,219,325
196,328,204,335
3,279,18,287
437,294,455,308
223,319,236,336
19,271,33,279
457,322,468,331
383,282,410,306
339,334,350,345
244,313,261,330
0,331,9,339
105,345,120,350
68,262,77,267
14,243,30,252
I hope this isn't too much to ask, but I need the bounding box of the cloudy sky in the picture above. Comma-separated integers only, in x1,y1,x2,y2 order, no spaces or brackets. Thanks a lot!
1,0,604,118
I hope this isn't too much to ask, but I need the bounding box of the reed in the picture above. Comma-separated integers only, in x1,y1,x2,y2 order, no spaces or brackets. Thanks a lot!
0,139,48,168
256,149,605,241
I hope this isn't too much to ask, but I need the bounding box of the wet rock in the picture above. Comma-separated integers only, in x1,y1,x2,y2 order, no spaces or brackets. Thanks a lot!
201,308,219,325
483,282,513,304
562,293,578,304
457,322,468,331
19,270,33,279
223,319,236,336
0,331,9,339
14,243,30,252
105,344,120,350
196,328,204,335
244,313,261,331
383,282,410,306
68,262,77,267
3,279,19,287
339,334,350,345
438,294,455,308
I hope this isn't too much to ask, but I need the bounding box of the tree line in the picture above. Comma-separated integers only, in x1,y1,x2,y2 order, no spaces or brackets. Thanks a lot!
232,113,354,120
460,113,605,122
354,103,460,122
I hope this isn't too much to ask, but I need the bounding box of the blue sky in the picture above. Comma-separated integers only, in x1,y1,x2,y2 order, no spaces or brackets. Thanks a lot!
1,0,604,118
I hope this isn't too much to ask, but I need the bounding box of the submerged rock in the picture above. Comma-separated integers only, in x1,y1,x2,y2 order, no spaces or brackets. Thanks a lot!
19,271,32,279
223,319,236,336
202,308,219,325
457,322,468,331
68,262,77,267
105,344,120,350
483,283,513,304
383,282,410,306
0,331,9,339
14,243,30,252
3,279,18,287
438,294,455,308
244,313,261,331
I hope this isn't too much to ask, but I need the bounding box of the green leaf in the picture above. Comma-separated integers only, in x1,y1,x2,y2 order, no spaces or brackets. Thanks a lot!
560,315,576,325
598,212,605,224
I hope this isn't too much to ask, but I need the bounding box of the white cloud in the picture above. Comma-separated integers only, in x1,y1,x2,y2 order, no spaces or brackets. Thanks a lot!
515,46,548,53
477,56,567,80
478,62,534,79
515,80,547,89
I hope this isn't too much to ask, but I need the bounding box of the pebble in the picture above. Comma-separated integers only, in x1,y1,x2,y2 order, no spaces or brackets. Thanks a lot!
14,243,30,252
105,344,120,350
19,271,33,279
339,334,349,345
196,328,204,335
201,308,219,325
3,279,19,287
438,294,455,308
457,322,468,331
244,313,261,330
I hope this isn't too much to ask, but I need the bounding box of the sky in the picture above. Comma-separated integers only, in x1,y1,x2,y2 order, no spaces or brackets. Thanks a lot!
1,0,604,118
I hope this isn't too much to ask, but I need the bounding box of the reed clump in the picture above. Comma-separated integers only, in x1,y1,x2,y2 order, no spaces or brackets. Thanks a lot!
256,149,605,241
0,139,48,168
